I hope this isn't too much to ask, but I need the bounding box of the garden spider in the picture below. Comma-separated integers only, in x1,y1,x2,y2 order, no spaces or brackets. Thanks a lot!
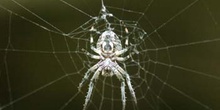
78,29,137,110
78,0,137,110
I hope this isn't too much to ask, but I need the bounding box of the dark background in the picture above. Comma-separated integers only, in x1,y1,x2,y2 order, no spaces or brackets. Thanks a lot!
0,0,220,110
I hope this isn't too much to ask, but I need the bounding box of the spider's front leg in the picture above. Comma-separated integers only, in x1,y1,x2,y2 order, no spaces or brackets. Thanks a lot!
115,39,138,61
115,48,128,56
90,34,102,55
81,48,102,60
115,52,136,62
83,67,102,110
115,37,130,56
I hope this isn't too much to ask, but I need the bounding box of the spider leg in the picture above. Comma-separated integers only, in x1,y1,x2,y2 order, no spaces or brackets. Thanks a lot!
91,46,102,55
90,34,102,55
115,52,136,61
125,36,129,46
81,48,102,60
83,67,102,110
124,73,137,104
115,36,130,56
116,65,137,104
78,62,101,91
113,68,126,110
115,48,128,56
115,56,129,62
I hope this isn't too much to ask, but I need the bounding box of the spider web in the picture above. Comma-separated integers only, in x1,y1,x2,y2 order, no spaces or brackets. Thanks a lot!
0,0,220,110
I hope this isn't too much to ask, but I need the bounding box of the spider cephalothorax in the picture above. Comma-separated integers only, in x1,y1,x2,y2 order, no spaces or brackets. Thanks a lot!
78,29,137,110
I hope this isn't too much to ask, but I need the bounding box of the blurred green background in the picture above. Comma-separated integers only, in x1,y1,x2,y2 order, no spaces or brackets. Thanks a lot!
0,0,220,110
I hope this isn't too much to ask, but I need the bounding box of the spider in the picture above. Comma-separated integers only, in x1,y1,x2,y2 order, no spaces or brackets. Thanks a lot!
78,29,137,110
